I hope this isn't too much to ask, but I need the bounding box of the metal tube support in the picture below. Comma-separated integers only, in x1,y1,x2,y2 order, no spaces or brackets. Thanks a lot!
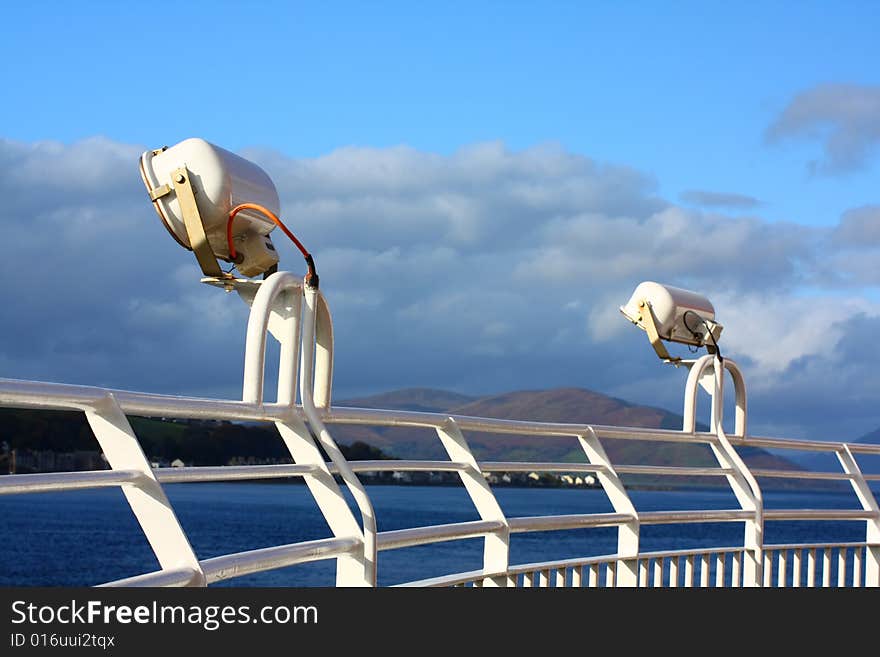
85,395,205,586
301,284,378,586
837,445,880,587
242,272,304,405
435,419,510,585
275,285,302,407
683,355,748,437
579,427,639,586
707,355,764,586
242,272,370,585
313,292,334,409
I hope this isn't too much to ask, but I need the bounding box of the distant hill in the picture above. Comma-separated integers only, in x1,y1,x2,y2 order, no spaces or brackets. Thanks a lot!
334,386,814,489
0,386,828,489
856,427,880,445
339,388,478,414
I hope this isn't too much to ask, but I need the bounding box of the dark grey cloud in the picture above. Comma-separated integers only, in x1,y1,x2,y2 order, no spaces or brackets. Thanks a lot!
766,83,880,174
832,204,880,247
744,312,880,441
2,137,880,441
0,137,250,396
679,189,761,210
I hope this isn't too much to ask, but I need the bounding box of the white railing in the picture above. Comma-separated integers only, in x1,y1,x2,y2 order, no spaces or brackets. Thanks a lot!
1,271,878,588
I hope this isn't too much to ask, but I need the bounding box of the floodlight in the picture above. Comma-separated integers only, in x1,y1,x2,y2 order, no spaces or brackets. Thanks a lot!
139,138,281,278
620,281,722,362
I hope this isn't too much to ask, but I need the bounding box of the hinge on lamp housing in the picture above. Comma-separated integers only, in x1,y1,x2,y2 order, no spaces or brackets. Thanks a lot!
148,184,171,201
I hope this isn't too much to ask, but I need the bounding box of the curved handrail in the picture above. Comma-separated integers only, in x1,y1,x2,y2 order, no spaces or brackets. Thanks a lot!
1,270,878,589
202,536,361,584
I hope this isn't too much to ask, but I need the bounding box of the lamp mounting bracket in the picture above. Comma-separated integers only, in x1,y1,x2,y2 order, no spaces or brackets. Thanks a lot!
170,166,224,278
637,300,682,365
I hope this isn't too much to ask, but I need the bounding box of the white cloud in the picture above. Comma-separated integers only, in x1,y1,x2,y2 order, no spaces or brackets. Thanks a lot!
714,292,880,380
3,136,880,439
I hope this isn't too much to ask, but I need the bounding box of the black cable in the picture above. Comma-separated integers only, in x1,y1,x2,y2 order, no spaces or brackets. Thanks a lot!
304,253,319,289
682,310,722,361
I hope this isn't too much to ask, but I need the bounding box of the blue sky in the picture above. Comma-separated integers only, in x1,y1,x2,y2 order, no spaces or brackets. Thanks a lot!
3,2,877,225
1,2,880,440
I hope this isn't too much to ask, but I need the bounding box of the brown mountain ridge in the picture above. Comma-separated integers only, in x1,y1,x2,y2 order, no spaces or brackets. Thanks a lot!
334,386,810,488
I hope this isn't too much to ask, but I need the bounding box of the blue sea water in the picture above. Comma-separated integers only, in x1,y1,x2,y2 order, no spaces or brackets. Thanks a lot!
0,483,868,587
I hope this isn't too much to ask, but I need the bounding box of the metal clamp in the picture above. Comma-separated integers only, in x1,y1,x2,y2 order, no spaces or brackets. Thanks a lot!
170,167,223,278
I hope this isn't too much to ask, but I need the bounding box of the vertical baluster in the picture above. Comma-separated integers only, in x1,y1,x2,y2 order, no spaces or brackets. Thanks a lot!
684,555,695,588
807,548,816,588
653,558,664,588
523,571,534,588
792,549,802,588
715,553,726,588
669,557,679,588
539,569,550,588
700,554,710,587
588,564,598,588
556,568,567,588
571,565,582,588
822,549,831,588
838,548,847,588
853,547,863,588
778,549,788,588
763,550,773,587
731,551,742,588
605,562,616,588
639,559,649,587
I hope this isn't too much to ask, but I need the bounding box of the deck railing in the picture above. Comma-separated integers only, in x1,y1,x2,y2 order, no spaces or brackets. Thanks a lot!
1,271,878,587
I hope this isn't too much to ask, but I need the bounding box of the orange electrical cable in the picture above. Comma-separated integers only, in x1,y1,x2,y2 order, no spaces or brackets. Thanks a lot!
227,203,318,286
227,203,310,261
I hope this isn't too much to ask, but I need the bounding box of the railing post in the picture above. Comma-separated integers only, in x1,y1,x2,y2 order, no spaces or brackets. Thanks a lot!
276,419,371,586
300,284,378,586
435,419,510,586
838,445,880,587
86,395,205,586
705,356,764,587
241,271,373,586
579,428,639,587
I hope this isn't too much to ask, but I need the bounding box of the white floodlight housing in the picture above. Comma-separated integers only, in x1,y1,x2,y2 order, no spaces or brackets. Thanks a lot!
620,281,722,362
139,138,280,278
